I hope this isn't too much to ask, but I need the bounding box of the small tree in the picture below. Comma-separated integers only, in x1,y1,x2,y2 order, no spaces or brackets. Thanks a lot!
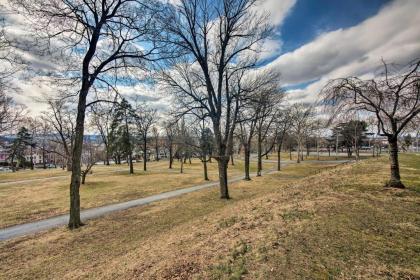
134,104,157,171
8,127,32,171
274,108,293,171
290,104,314,163
322,59,420,188
81,139,101,185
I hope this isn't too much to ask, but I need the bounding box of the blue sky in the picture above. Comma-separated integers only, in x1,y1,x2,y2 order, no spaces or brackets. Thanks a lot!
279,0,392,54
260,0,420,103
275,0,393,91
3,0,420,113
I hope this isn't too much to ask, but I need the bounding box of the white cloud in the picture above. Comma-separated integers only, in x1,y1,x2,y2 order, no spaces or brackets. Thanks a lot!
254,0,297,27
266,0,420,103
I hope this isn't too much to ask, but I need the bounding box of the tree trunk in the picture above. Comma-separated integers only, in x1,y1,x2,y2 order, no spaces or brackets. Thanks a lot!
10,155,15,172
244,145,251,181
203,155,209,181
81,172,86,185
30,146,34,170
265,141,269,160
297,140,301,163
335,133,339,160
105,149,110,165
42,148,46,169
169,145,173,169
218,158,229,199
66,161,72,172
230,154,234,166
257,132,262,176
68,90,87,229
128,153,134,174
316,138,319,160
277,142,282,171
180,156,184,173
386,137,405,188
143,140,147,171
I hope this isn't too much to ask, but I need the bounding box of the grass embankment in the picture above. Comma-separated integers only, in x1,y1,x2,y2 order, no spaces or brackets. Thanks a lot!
0,155,419,279
0,159,254,228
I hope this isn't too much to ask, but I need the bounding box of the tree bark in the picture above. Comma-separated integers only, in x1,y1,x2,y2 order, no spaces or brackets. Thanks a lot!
244,145,251,181
203,155,209,181
218,158,229,199
257,131,262,176
128,153,134,174
297,140,301,163
66,161,72,172
169,145,173,169
277,142,282,171
81,172,86,185
68,90,87,229
143,139,147,171
386,137,405,188
105,149,110,165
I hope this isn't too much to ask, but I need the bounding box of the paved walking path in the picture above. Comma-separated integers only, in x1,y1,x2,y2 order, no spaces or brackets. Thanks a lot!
0,168,280,241
0,159,351,241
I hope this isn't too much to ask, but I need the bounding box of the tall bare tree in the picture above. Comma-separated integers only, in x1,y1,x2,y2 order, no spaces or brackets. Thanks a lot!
322,59,420,188
164,119,176,169
11,0,165,228
159,0,271,198
274,108,293,171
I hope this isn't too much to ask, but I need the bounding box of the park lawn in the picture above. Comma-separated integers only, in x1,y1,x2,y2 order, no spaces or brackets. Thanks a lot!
264,151,375,162
0,159,257,228
3,158,418,279
0,160,174,182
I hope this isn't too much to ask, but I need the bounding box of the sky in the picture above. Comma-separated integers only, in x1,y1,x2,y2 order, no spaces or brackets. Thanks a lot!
2,0,420,115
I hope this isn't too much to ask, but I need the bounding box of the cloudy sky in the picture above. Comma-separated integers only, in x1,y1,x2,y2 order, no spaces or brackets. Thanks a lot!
3,0,420,115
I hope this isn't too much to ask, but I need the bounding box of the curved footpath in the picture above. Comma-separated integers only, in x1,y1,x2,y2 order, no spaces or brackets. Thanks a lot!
0,160,350,241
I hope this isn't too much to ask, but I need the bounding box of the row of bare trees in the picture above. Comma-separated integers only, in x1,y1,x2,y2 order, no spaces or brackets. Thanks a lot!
2,0,418,230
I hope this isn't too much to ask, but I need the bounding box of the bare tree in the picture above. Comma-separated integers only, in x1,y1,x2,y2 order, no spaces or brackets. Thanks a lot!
11,0,166,228
134,104,157,171
158,0,271,198
254,87,283,176
322,59,420,188
152,126,160,161
81,139,102,185
0,93,26,134
164,119,176,169
274,108,293,171
90,97,117,166
290,103,314,163
41,98,75,171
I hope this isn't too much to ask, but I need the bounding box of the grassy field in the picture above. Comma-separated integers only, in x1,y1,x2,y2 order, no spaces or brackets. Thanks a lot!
0,159,260,228
1,155,418,279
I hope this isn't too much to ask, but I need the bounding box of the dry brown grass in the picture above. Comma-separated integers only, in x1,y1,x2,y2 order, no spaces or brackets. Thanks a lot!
0,155,418,279
0,159,253,228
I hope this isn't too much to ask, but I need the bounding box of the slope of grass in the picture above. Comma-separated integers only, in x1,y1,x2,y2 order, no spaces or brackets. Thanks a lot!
0,155,418,279
0,159,253,228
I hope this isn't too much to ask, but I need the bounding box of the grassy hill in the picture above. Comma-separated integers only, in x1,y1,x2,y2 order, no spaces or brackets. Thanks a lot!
0,154,419,279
